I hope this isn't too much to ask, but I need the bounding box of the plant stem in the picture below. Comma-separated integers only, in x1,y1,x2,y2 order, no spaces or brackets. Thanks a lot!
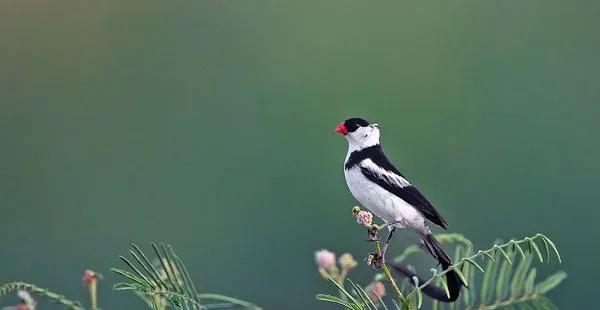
89,279,97,309
374,239,411,309
337,268,349,301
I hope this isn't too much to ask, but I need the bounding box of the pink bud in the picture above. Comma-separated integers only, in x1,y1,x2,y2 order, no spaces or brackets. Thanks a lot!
314,249,336,270
356,211,373,226
82,269,102,286
368,281,386,302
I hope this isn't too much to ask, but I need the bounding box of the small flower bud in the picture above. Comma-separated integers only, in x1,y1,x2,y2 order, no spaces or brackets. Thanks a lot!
356,210,373,226
338,253,358,271
82,269,102,286
314,249,336,271
352,206,361,216
367,281,386,302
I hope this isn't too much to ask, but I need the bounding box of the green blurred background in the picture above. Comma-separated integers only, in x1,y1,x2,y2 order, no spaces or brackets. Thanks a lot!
1,1,598,309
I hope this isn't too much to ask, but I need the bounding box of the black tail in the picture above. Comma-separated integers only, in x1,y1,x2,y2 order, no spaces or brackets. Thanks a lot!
389,262,464,302
388,233,467,302
422,233,452,267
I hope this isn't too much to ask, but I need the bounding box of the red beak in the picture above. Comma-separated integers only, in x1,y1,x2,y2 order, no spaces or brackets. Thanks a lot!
335,122,348,135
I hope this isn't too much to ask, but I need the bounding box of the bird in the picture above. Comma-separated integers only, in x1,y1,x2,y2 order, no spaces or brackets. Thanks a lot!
335,117,451,267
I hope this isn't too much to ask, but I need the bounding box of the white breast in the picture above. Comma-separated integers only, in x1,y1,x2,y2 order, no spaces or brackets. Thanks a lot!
344,165,425,231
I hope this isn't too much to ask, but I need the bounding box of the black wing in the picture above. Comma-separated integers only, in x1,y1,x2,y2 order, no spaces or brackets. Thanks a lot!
358,148,448,229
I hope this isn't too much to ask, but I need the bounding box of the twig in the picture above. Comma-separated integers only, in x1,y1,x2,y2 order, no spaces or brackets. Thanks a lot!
0,282,85,310
369,226,411,310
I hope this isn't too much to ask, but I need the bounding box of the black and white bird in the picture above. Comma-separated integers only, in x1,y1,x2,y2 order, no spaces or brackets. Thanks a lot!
335,117,451,267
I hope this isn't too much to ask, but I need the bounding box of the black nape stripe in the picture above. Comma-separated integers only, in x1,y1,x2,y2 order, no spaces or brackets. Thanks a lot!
345,145,382,170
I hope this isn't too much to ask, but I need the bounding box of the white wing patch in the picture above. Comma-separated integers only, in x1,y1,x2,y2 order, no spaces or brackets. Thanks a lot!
360,158,411,188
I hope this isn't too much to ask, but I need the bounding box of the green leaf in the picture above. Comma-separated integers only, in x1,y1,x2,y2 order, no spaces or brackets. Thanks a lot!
431,275,443,310
480,244,502,306
524,268,537,296
540,237,551,263
316,294,356,310
348,279,376,310
111,268,147,287
117,256,156,287
496,247,513,265
510,253,533,297
512,242,527,260
541,235,562,263
327,278,360,307
413,282,423,309
461,255,472,306
128,250,160,289
467,276,476,306
453,246,463,264
158,243,185,295
466,246,477,306
478,250,496,262
453,268,469,288
112,242,260,310
168,245,201,304
431,299,440,310
113,282,140,291
534,271,567,294
527,240,544,263
495,249,517,301
438,275,451,299
198,293,261,309
450,246,463,310
132,244,169,290
375,293,389,310
464,258,485,273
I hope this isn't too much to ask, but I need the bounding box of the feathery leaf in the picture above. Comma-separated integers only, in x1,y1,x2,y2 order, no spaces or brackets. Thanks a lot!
316,295,355,310
534,271,567,295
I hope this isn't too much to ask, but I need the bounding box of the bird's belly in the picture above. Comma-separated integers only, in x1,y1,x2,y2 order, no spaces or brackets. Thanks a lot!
344,168,424,229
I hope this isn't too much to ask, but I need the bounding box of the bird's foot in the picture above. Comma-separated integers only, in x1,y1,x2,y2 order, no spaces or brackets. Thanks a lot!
378,219,403,230
365,225,380,242
366,252,385,270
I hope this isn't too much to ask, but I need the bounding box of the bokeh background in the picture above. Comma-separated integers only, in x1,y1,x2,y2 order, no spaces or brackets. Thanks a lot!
1,1,599,309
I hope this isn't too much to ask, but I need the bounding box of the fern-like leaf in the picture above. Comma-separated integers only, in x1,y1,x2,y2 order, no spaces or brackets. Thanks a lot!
406,234,565,310
316,294,356,310
112,242,260,310
0,282,85,310
534,271,568,295
316,233,565,310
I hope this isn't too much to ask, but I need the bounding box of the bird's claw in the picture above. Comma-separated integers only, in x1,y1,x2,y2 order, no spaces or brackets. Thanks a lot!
366,252,385,270
367,225,380,241
365,236,380,242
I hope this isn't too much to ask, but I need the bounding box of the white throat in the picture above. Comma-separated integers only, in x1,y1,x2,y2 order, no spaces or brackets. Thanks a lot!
347,129,380,153
344,127,381,165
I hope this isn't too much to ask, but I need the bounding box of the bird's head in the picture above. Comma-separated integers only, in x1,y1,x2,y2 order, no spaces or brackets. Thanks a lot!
335,117,380,150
